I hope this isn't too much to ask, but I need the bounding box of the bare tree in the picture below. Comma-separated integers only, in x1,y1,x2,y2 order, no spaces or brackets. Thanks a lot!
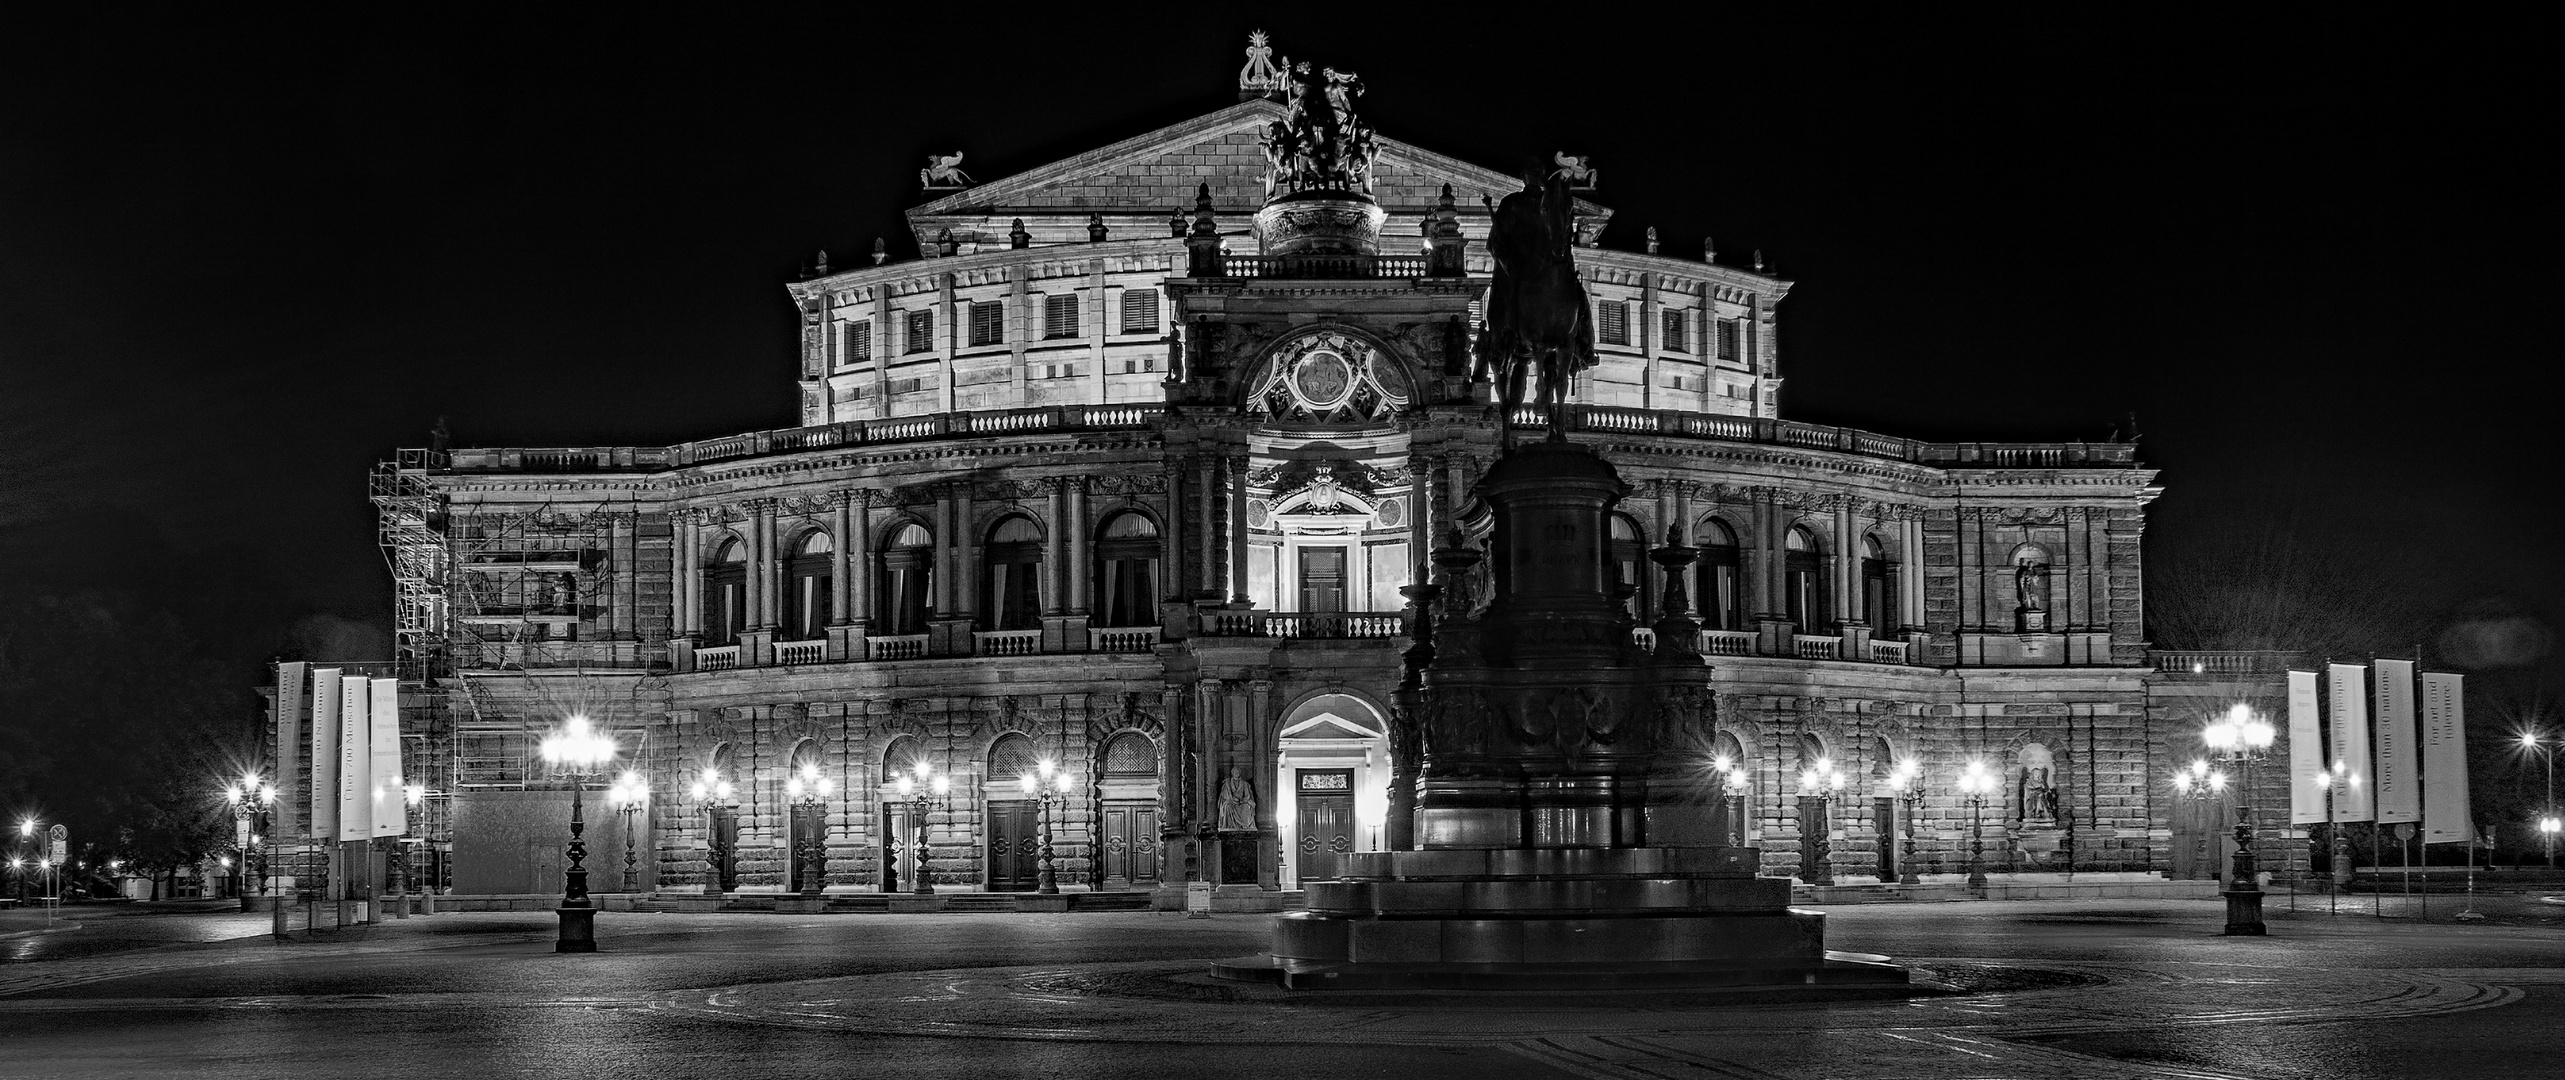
2146,501,2438,661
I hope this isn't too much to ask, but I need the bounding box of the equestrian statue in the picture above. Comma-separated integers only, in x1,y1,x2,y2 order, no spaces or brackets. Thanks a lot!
1476,171,1595,442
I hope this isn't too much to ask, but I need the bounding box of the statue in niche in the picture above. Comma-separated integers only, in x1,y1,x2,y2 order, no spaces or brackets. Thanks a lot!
1216,766,1258,831
1476,170,1597,441
2014,556,2052,632
2018,765,2061,827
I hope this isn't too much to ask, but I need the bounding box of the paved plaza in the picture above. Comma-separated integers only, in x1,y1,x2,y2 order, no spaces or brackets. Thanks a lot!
5,893,2565,1078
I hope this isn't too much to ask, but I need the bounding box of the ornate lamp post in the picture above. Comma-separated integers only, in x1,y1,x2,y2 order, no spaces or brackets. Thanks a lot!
784,764,831,897
1016,759,1076,895
686,768,737,893
2203,703,2274,935
2311,761,2357,915
608,772,649,894
538,713,618,953
1889,759,1923,885
1797,759,1845,886
2522,732,2557,869
1710,755,1750,847
892,760,953,896
1957,760,1996,892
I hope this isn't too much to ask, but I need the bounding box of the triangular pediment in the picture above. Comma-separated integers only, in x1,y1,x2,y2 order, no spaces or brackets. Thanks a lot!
906,99,1608,254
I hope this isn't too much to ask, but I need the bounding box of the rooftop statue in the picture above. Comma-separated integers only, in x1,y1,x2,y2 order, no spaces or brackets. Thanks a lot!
1477,171,1597,441
1259,61,1379,196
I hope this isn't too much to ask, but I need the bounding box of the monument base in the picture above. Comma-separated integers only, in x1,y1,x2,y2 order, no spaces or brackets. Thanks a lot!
1218,847,1909,992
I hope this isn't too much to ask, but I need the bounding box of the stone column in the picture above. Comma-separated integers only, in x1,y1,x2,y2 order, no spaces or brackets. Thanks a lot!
847,491,874,656
827,492,856,660
748,500,777,629
670,510,699,670
1833,499,1858,634
954,481,976,621
609,512,636,642
1638,271,1657,409
1227,454,1251,605
1043,479,1068,618
1901,512,1926,635
1088,257,1109,402
937,272,957,413
1162,464,1186,614
1195,457,1218,601
1066,478,1091,614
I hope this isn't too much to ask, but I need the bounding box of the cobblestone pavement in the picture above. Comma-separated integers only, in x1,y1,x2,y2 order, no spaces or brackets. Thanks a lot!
3,897,2564,1078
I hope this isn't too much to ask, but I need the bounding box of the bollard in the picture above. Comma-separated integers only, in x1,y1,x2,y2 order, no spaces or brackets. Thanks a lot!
420,888,435,916
272,895,290,940
392,888,409,919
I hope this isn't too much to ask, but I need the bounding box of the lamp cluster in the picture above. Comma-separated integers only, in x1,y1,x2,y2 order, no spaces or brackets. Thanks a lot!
2171,758,2229,796
786,763,834,803
540,714,618,770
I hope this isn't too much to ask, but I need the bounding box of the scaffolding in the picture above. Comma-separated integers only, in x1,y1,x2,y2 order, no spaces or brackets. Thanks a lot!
370,449,451,684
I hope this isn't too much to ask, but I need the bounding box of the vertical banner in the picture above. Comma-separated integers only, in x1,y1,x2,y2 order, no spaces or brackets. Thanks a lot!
2288,670,2326,825
368,679,405,839
274,662,307,841
2374,659,2421,824
2326,662,2375,821
309,669,342,842
337,674,372,841
2421,671,2474,844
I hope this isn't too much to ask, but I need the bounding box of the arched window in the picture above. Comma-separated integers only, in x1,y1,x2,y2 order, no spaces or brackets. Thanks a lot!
877,523,934,635
1095,512,1161,628
1100,732,1158,778
1861,534,1893,636
1696,518,1744,631
980,515,1044,632
788,738,822,778
1785,525,1826,632
988,732,1039,788
705,742,738,803
1609,514,1648,619
881,735,924,783
784,532,833,641
1713,730,1750,845
705,539,747,645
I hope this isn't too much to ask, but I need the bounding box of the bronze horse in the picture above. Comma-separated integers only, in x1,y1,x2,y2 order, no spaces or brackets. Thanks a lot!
1475,172,1595,441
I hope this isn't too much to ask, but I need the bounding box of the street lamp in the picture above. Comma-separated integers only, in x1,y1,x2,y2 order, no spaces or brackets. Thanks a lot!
686,768,737,893
608,772,649,894
1016,759,1076,895
1797,758,1845,886
2203,703,2275,935
2522,731,2557,869
537,713,618,953
892,760,953,896
1887,759,1924,885
1957,760,1996,892
1711,755,1750,847
784,764,831,897
2312,761,2361,915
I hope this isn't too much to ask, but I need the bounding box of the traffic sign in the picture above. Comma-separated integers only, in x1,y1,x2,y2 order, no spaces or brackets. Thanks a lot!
48,824,66,864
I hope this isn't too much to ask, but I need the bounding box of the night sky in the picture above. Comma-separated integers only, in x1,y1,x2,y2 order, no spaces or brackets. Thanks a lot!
2,10,2555,687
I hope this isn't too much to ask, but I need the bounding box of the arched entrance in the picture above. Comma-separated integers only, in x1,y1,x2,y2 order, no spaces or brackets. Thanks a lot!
1275,692,1391,890
1095,731,1161,888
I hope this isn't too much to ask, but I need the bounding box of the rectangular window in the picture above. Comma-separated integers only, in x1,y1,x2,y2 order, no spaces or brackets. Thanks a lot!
968,301,1003,347
843,320,871,364
1119,290,1159,334
1716,318,1741,362
1298,547,1346,613
1043,294,1080,339
1364,541,1408,612
904,310,934,354
1597,300,1628,346
1661,309,1689,353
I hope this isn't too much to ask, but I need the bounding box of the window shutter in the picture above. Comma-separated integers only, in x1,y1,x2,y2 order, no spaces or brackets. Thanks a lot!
1598,301,1628,346
845,320,871,364
1120,290,1159,334
969,302,1003,347
1044,294,1080,339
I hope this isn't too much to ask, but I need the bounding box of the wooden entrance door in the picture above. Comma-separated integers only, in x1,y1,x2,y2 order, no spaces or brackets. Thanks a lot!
880,803,916,892
706,805,739,892
1295,775,1355,884
1875,797,1898,880
1100,804,1158,887
789,802,827,892
987,801,1039,891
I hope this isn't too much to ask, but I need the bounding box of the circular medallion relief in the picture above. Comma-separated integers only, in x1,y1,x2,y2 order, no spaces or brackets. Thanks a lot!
1292,350,1354,408
1377,497,1405,528
1248,499,1272,528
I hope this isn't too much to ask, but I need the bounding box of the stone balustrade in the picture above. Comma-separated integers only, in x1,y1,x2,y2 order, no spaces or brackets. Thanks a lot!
773,639,827,666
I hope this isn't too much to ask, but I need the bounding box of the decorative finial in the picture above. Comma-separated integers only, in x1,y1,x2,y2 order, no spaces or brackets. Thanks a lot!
1239,31,1290,99
814,248,829,275
871,237,888,265
936,227,958,257
1703,236,1716,264
1752,249,1766,273
1191,184,1217,236
920,152,973,191
1087,213,1108,243
1644,227,1659,255
1009,219,1031,249
1550,152,1598,191
1169,210,1186,238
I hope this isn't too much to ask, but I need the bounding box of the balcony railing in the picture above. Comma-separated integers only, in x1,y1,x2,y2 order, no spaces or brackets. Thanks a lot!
1502,405,2138,468
1093,626,1162,653
1868,639,1913,664
449,639,655,671
1700,630,1756,656
696,645,742,671
2148,649,2306,675
774,639,827,665
1196,611,1406,639
1792,635,1843,660
973,630,1042,657
1216,254,1434,280
867,635,928,661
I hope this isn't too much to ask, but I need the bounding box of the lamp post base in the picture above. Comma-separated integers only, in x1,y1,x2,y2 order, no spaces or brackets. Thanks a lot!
555,906,598,953
2221,887,2267,935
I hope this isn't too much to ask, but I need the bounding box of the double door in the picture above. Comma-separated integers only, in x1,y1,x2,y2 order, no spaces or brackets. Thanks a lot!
706,806,739,892
789,802,827,892
1295,789,1354,884
1100,804,1158,886
987,801,1039,891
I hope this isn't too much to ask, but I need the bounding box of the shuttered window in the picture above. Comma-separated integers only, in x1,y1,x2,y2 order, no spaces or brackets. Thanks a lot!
1716,318,1741,362
1043,294,1080,339
904,310,934,353
968,301,1003,347
1119,290,1159,334
1660,309,1688,353
1597,301,1628,346
842,320,871,365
